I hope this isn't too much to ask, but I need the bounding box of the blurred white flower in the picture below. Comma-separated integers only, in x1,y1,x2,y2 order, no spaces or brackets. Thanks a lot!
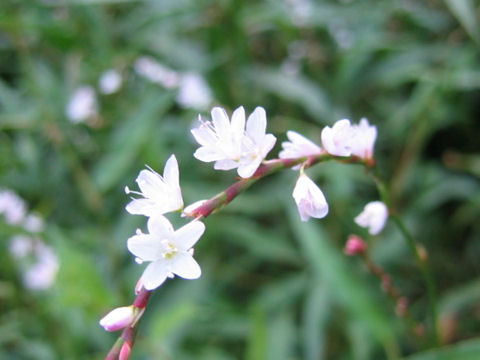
292,173,329,221
191,106,276,178
22,242,59,291
99,306,135,332
0,189,27,225
127,215,204,290
9,235,33,258
134,56,180,88
176,72,213,110
98,69,122,94
321,119,357,157
351,118,377,160
354,201,388,235
66,86,98,123
23,213,45,233
125,154,183,217
279,130,323,169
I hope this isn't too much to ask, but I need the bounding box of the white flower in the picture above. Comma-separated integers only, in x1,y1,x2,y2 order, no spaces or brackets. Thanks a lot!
279,130,323,170
99,69,122,94
22,242,59,291
134,56,180,88
176,73,213,110
127,216,204,290
292,173,329,222
0,189,27,225
125,155,183,217
191,106,276,178
23,213,44,233
351,118,377,160
9,235,33,259
354,201,388,235
321,119,357,157
99,306,135,332
66,86,98,123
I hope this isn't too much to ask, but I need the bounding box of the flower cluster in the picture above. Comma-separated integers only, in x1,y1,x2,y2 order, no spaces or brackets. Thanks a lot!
101,106,390,348
2,189,59,291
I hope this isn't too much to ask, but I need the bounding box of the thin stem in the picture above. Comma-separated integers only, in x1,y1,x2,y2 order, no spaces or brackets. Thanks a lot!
366,166,439,346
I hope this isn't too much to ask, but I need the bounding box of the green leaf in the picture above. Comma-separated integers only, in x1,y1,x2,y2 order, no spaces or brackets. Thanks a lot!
444,0,480,44
403,338,480,360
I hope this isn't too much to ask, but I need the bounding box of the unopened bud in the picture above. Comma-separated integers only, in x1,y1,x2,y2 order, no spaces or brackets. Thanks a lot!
416,244,428,262
181,199,207,218
119,342,132,360
344,235,367,256
99,306,135,332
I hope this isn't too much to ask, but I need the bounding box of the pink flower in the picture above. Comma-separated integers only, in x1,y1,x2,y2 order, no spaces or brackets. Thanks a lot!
99,306,135,332
279,130,323,170
292,173,329,222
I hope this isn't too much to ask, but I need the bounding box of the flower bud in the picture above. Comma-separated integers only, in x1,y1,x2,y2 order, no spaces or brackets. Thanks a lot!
99,306,135,332
292,173,329,222
119,342,132,360
344,235,367,256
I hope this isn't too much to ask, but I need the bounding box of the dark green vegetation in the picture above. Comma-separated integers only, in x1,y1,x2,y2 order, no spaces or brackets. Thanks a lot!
1,1,480,359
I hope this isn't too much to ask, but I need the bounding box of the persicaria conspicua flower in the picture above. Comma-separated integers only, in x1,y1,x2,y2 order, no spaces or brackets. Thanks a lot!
350,118,377,160
66,86,98,124
354,201,388,235
0,189,27,225
344,235,367,256
99,69,122,95
279,130,323,170
125,155,183,217
321,119,357,157
176,72,213,110
292,173,329,222
99,306,135,332
127,215,204,290
191,106,276,178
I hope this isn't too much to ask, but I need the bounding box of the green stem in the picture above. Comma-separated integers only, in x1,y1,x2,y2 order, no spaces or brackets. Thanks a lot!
367,166,439,346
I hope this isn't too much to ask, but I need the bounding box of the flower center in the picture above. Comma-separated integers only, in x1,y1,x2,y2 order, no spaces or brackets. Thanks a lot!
160,239,178,259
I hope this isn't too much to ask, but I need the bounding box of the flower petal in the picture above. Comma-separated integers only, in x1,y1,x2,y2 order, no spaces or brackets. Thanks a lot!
173,220,205,251
127,234,160,262
125,198,156,216
211,107,230,140
141,261,169,290
230,106,246,139
163,154,179,188
170,252,201,279
214,159,239,170
246,107,267,144
136,169,167,199
147,215,174,238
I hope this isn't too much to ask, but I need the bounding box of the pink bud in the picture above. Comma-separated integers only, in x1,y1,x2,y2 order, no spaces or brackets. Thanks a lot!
119,342,132,360
344,235,367,256
99,306,135,332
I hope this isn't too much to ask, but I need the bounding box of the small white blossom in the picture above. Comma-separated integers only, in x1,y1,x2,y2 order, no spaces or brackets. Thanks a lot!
66,86,98,123
99,69,122,94
23,213,45,233
176,72,213,110
134,56,180,88
9,235,33,259
0,189,27,225
321,119,357,157
22,242,59,291
127,215,204,290
351,118,377,160
99,306,135,332
125,155,183,217
279,130,323,170
191,106,276,178
292,173,329,221
354,201,388,235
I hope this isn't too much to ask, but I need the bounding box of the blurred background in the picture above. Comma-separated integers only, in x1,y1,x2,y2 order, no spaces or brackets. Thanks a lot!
1,0,480,359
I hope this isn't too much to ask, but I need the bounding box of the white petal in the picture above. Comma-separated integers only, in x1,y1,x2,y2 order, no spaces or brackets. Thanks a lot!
127,234,161,262
191,126,217,147
173,220,205,251
292,174,329,221
141,261,169,290
136,169,167,199
125,198,156,216
193,146,224,162
230,106,246,138
147,215,174,238
211,107,231,140
354,201,388,235
170,252,201,279
259,134,277,159
246,107,267,144
163,155,179,188
237,157,262,178
214,159,239,170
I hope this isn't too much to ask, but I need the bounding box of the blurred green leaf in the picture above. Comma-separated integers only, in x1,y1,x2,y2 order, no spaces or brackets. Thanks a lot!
403,338,480,360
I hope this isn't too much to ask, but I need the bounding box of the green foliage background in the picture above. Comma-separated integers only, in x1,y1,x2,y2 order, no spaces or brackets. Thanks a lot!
1,0,480,359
